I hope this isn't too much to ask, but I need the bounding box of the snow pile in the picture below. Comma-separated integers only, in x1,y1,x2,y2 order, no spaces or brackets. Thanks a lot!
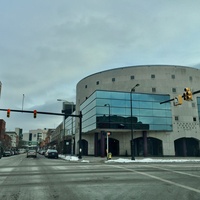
105,158,135,163
105,158,200,163
59,155,200,163
59,155,79,161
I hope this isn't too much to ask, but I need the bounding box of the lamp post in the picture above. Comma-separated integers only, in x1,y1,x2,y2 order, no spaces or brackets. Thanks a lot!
78,111,82,159
130,84,140,160
104,104,111,159
104,104,111,128
57,99,74,155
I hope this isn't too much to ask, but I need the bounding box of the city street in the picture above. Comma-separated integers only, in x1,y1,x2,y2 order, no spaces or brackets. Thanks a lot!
0,154,200,200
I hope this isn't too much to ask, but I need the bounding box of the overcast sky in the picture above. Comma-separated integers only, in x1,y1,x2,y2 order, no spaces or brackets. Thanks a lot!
1,0,200,133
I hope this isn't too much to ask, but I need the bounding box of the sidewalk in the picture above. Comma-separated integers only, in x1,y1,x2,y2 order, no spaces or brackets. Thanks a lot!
59,155,200,163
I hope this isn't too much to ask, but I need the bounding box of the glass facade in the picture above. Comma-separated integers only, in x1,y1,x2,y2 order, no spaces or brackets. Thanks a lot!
65,112,76,136
80,90,172,133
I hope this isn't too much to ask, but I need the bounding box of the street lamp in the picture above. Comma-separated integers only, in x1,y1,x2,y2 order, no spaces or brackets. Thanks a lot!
57,99,74,155
104,104,111,128
130,84,140,160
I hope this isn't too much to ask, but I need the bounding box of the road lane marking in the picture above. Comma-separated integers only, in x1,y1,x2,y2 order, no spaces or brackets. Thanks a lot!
0,168,15,172
111,165,200,194
148,165,200,179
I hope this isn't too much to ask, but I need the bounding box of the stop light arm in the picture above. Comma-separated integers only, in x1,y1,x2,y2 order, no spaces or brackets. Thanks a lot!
192,90,200,95
0,108,81,118
160,98,175,104
160,89,200,104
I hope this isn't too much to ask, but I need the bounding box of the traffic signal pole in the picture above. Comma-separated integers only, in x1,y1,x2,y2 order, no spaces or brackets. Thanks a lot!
78,111,82,159
160,88,200,105
0,108,81,118
0,108,83,158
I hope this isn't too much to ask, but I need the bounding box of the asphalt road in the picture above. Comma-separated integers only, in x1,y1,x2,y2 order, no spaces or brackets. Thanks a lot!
0,154,200,200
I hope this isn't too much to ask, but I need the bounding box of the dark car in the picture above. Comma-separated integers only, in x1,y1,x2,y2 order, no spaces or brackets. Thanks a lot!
0,147,3,159
39,149,46,155
45,149,58,159
27,149,37,158
3,150,12,157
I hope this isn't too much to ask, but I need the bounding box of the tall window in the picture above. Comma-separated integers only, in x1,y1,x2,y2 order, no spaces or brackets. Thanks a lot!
197,97,200,121
175,116,179,121
152,88,156,92
172,88,176,93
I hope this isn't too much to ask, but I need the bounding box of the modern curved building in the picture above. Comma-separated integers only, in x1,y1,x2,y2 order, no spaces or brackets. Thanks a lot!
72,65,200,157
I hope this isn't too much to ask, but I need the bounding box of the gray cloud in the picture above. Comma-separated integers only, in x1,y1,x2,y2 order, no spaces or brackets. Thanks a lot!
1,0,200,132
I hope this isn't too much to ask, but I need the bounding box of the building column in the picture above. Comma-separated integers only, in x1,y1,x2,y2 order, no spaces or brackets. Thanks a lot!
143,131,148,157
183,138,187,157
94,132,98,157
101,132,105,157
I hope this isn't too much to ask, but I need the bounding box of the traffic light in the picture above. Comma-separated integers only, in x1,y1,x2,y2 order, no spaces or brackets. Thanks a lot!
33,110,37,118
183,87,193,101
7,109,10,117
174,95,182,106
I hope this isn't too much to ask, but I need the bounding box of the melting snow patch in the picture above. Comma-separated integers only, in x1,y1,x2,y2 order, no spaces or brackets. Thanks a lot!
81,160,90,163
105,158,200,163
59,155,79,161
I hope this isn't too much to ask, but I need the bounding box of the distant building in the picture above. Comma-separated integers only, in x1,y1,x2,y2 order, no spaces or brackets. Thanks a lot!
6,131,18,149
70,65,200,157
0,81,2,98
49,123,63,152
3,134,11,150
37,129,56,148
0,119,6,149
15,128,23,141
23,129,47,146
0,119,6,142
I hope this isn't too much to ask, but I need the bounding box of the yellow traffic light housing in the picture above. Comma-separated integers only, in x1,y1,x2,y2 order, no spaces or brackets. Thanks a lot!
7,109,10,117
33,110,37,118
174,95,182,106
183,87,193,101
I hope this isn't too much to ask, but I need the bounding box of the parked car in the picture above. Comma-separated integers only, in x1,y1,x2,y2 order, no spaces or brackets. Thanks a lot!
0,147,3,159
13,150,18,155
10,150,14,156
18,148,26,154
45,149,58,159
3,150,12,157
0,148,3,159
39,149,46,155
27,149,37,158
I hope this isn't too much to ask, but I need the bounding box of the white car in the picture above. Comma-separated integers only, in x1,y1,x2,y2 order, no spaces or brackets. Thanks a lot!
27,149,37,158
